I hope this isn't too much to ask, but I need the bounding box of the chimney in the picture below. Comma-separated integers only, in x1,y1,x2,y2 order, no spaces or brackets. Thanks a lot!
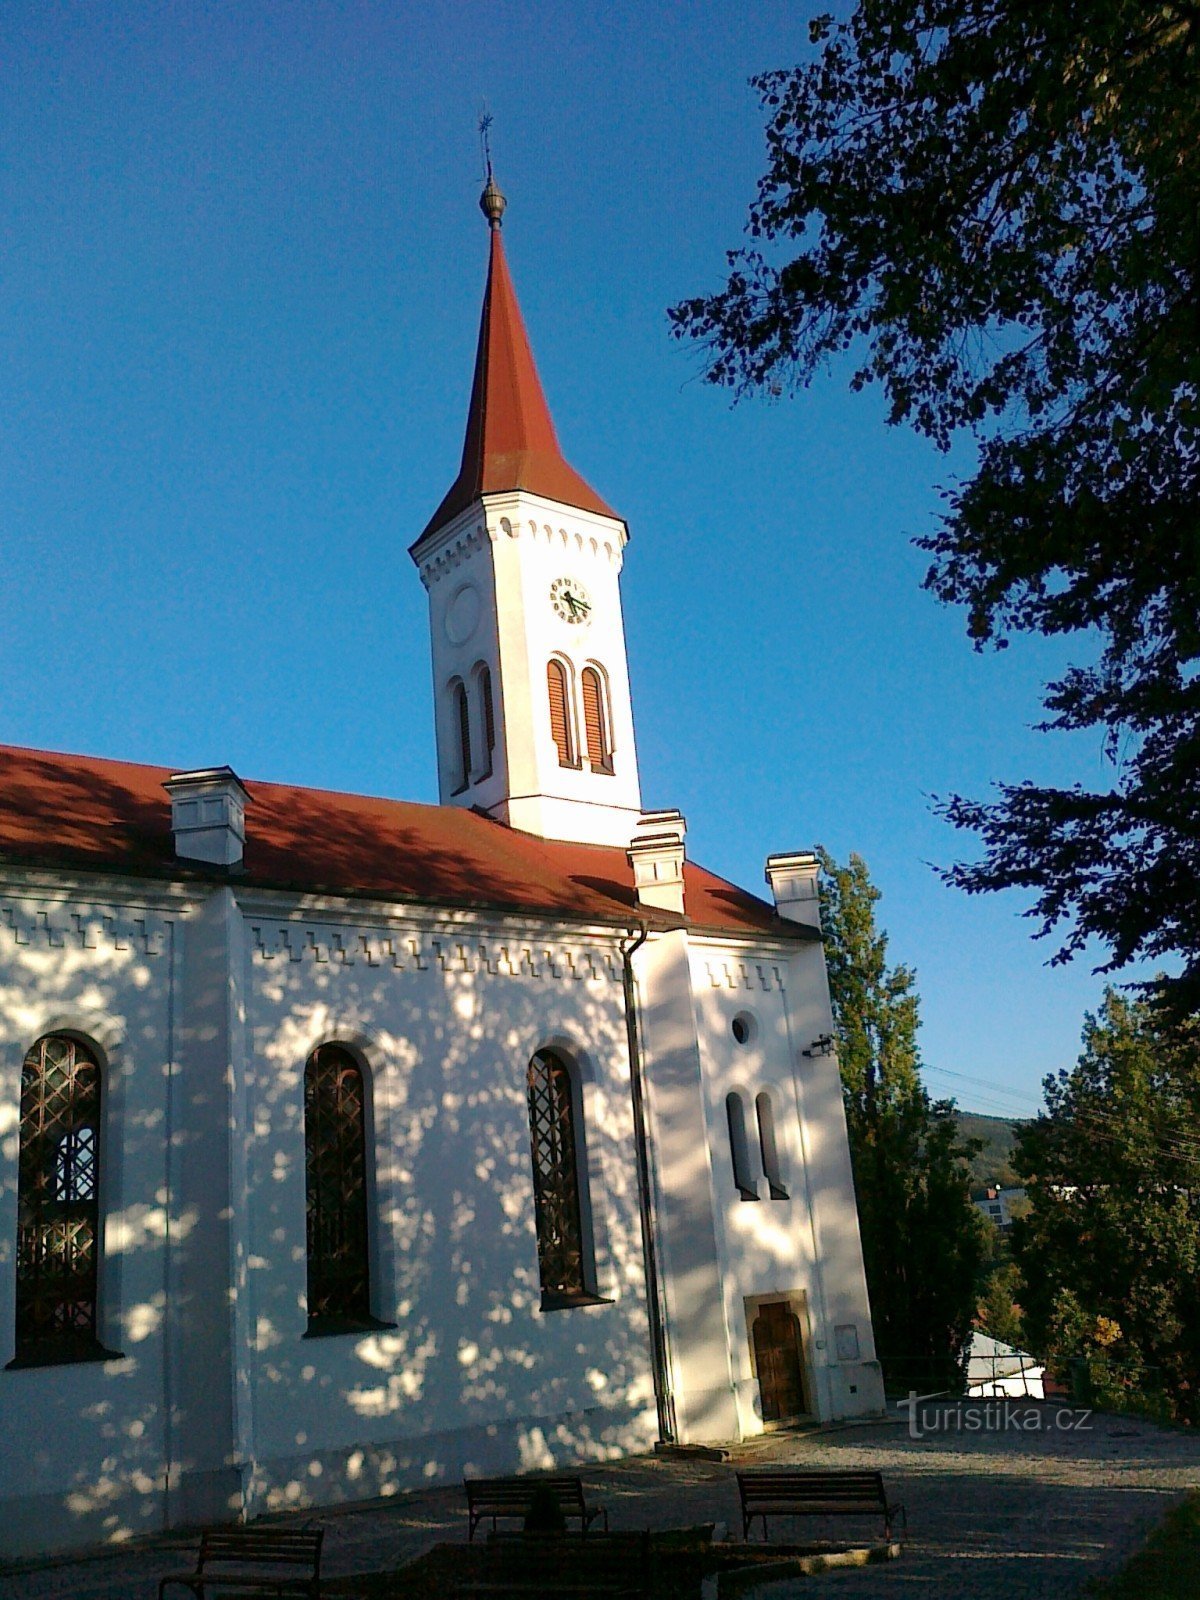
765,851,821,929
164,767,250,868
628,810,687,916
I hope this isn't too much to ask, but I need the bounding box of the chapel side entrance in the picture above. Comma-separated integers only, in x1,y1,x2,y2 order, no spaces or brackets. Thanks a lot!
748,1295,811,1425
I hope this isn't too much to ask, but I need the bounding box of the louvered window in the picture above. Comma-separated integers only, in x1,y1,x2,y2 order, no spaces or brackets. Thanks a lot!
726,1091,758,1201
13,1035,107,1365
304,1045,372,1332
527,1050,587,1302
479,665,495,777
756,1092,789,1200
581,666,613,774
547,659,575,767
453,680,472,792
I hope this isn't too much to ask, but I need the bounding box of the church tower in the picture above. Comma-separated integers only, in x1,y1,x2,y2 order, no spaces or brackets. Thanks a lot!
410,176,642,848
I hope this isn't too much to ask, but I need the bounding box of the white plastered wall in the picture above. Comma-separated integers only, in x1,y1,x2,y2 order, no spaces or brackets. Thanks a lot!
416,493,643,847
235,895,658,1516
0,880,185,1556
0,870,884,1557
689,937,885,1432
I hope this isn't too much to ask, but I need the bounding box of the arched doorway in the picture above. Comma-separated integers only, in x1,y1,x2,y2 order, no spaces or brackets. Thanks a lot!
752,1300,808,1423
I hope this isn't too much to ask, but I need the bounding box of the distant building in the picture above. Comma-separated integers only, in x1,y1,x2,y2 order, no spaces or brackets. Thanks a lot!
973,1186,1027,1232
965,1333,1044,1399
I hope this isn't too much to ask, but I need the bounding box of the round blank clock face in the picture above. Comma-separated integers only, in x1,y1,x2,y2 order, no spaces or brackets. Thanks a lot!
445,583,481,645
550,576,592,625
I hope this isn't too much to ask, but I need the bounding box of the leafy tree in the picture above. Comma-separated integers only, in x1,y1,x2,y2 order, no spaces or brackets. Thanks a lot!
672,2,1200,1011
976,1249,1026,1350
1013,991,1200,1420
818,849,985,1391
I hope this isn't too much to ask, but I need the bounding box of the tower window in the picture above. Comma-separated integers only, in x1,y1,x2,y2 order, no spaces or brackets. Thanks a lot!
725,1091,758,1201
13,1034,107,1365
581,666,613,774
304,1044,373,1333
546,659,577,768
527,1049,589,1303
478,664,496,778
756,1091,789,1200
452,679,472,793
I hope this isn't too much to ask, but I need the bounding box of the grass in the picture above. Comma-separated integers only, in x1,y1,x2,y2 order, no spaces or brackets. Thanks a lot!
1088,1492,1200,1600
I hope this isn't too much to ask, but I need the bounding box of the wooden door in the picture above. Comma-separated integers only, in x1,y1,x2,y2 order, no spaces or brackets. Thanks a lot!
753,1300,807,1422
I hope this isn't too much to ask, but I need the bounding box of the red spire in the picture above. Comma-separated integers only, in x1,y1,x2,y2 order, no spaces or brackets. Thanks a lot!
416,205,621,547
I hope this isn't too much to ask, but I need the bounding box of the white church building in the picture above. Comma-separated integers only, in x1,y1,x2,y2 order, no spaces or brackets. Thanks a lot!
0,176,884,1558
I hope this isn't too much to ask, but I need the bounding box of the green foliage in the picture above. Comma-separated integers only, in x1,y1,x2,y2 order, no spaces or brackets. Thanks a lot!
817,848,986,1391
1014,991,1200,1421
976,1253,1026,1349
1087,1490,1200,1600
671,1,1200,1012
954,1111,1021,1188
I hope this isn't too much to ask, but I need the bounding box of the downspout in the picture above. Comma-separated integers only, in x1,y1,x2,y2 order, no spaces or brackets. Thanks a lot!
620,924,676,1444
161,917,176,1531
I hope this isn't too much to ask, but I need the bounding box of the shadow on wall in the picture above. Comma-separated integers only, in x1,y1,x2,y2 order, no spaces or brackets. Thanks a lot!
244,951,658,1515
0,909,661,1551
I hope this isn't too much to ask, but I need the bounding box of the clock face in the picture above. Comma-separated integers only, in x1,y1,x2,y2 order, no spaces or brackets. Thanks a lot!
550,576,593,626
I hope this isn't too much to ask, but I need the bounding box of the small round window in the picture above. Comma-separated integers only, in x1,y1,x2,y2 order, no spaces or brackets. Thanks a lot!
731,1011,758,1046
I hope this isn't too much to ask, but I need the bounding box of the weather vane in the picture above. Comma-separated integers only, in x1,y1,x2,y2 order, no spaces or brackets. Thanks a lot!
477,111,505,229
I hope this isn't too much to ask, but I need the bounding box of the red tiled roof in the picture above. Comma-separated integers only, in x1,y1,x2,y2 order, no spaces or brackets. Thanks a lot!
415,228,621,548
0,744,806,942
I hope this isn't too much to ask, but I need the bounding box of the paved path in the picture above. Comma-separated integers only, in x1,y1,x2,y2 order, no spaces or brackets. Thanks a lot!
2,1406,1197,1599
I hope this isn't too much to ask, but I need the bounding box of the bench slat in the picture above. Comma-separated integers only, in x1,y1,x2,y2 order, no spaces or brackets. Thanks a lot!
736,1469,904,1542
463,1477,608,1542
159,1527,323,1599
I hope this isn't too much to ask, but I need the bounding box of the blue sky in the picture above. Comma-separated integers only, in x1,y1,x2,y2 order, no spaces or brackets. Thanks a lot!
1,2,1127,1119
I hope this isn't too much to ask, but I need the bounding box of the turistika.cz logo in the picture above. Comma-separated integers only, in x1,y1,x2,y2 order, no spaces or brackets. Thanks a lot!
900,1393,1093,1440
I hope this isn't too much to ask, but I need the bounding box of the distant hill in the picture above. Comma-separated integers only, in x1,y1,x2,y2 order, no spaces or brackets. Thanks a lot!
954,1111,1023,1189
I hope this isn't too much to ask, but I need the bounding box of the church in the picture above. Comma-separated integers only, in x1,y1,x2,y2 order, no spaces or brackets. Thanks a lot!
0,174,884,1559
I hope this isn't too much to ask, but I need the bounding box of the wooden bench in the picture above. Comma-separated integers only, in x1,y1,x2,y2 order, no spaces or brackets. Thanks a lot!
736,1469,905,1542
463,1476,609,1542
158,1527,324,1599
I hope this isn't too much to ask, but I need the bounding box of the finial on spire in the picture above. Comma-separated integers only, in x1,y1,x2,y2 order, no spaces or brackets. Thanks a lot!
478,112,506,229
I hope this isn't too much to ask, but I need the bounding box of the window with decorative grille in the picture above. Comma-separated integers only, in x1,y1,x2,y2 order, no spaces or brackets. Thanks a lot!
526,1050,589,1303
581,666,613,774
304,1044,373,1332
546,659,575,767
453,680,472,792
13,1035,105,1365
479,664,495,777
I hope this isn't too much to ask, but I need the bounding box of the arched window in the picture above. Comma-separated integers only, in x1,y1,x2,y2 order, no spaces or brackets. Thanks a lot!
725,1092,758,1201
304,1044,372,1333
527,1049,589,1304
581,666,613,774
755,1092,789,1200
14,1035,105,1365
546,659,576,768
478,664,496,778
451,679,472,793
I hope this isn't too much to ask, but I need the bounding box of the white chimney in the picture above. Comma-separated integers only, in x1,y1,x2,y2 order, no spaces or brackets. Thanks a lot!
628,809,687,916
765,851,821,929
164,767,250,868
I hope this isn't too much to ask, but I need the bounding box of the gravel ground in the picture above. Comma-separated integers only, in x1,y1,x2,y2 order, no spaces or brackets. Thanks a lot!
2,1404,1197,1600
